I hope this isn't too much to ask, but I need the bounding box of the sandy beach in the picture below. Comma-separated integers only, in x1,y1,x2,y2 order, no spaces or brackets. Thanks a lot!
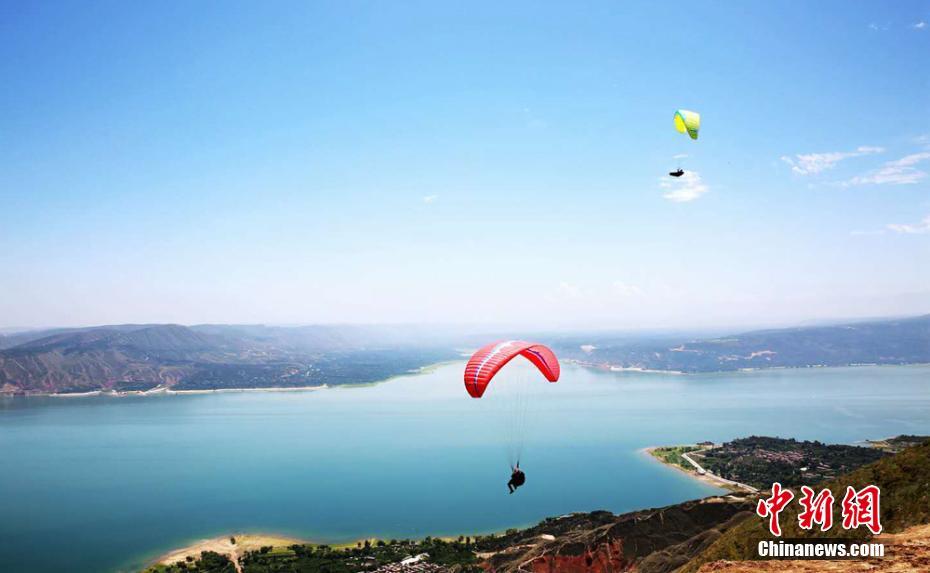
149,534,308,572
641,446,755,493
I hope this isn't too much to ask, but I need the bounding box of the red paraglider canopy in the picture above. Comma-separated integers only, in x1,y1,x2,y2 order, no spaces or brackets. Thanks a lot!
464,340,560,398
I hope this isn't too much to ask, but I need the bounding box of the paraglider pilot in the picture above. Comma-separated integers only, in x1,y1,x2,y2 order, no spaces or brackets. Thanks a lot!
462,340,559,495
508,464,526,494
669,169,684,178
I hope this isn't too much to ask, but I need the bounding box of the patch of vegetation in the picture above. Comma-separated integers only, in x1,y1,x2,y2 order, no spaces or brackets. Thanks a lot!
174,349,457,391
695,436,888,489
651,445,701,471
148,551,237,573
238,537,480,573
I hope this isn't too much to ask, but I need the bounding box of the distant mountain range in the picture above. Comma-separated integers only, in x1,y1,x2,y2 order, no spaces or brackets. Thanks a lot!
552,314,930,373
0,324,458,394
1,315,928,394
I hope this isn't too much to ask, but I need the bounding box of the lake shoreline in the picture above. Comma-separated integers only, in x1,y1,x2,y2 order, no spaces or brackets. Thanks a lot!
7,361,928,398
566,359,930,376
145,528,507,571
145,533,309,571
46,384,329,398
641,446,749,493
143,437,908,570
139,445,737,564
7,361,464,399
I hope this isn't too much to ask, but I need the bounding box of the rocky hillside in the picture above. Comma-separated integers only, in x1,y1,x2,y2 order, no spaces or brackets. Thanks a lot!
480,497,756,573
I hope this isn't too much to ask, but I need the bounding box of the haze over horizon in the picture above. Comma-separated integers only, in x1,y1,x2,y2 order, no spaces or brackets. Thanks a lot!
2,1,928,330
3,311,929,340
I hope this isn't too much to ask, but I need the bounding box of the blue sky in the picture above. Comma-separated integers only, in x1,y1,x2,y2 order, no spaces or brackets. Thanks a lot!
1,1,928,329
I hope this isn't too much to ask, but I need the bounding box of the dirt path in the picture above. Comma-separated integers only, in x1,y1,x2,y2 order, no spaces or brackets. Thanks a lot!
681,451,759,493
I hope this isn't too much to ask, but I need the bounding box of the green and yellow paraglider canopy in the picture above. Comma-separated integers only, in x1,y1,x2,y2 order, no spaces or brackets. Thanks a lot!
674,109,700,140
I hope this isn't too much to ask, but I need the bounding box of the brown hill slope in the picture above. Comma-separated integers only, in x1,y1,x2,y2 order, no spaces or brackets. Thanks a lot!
481,496,757,573
0,325,233,393
696,522,930,572
679,440,930,573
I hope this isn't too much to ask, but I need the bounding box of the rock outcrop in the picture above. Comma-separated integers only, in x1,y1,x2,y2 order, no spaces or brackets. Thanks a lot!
481,496,756,573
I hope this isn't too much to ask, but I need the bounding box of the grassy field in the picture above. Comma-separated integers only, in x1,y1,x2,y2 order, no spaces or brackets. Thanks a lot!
650,445,702,471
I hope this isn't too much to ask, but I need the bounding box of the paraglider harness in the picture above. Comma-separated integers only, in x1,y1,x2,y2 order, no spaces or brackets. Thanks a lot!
508,464,526,494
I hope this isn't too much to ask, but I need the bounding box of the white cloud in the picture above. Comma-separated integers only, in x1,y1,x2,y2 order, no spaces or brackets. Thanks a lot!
843,152,930,186
673,153,688,160
888,214,930,234
659,171,709,202
780,146,884,175
913,21,927,30
422,194,438,204
612,281,642,297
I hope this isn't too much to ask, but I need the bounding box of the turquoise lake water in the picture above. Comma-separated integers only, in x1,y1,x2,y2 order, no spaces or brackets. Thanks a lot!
2,362,929,572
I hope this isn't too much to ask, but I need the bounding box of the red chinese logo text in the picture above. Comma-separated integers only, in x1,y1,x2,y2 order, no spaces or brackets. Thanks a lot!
756,483,882,535
756,482,795,536
841,485,882,535
797,486,834,531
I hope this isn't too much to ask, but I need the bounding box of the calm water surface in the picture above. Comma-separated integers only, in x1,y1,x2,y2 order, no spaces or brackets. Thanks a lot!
2,363,929,573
